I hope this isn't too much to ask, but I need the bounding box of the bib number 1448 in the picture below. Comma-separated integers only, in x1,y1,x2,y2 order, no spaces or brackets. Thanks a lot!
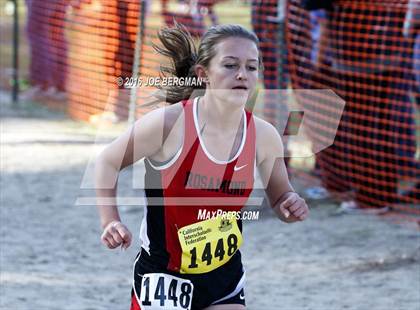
139,273,193,310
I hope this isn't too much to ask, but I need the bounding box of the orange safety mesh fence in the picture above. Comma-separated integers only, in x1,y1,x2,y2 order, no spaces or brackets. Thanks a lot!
50,0,255,121
286,0,419,215
66,0,142,121
20,0,288,121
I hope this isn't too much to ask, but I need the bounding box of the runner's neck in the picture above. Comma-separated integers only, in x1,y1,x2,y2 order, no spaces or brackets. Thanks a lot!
198,95,244,132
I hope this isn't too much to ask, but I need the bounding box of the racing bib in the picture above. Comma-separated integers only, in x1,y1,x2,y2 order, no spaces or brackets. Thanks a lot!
139,273,193,310
178,216,243,274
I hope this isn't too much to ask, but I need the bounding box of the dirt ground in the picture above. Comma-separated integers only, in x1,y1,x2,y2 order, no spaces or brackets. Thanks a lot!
1,95,419,310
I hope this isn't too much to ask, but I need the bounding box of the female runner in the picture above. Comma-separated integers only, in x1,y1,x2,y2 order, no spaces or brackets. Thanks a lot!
95,23,309,310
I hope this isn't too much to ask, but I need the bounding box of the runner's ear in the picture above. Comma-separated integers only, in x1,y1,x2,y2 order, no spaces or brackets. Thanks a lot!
194,64,207,80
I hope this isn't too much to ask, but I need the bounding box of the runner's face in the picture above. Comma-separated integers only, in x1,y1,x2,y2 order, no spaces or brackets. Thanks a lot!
205,37,259,106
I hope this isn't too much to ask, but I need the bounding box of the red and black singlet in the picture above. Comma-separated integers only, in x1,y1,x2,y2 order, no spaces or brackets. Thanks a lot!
139,97,256,273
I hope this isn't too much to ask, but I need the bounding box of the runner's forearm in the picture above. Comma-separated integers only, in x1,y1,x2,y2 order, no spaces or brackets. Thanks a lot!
95,157,121,229
96,193,121,229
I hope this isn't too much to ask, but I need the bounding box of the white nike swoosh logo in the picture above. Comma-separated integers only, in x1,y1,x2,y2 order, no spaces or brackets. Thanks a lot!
234,164,247,171
239,293,245,300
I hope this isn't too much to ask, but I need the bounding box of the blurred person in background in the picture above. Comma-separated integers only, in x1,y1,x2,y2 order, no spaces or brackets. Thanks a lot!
23,0,50,99
299,2,338,198
252,0,291,165
402,0,420,200
161,0,206,37
68,0,147,122
22,0,69,101
404,0,420,106
193,0,228,26
112,0,143,120
301,0,419,211
45,0,69,100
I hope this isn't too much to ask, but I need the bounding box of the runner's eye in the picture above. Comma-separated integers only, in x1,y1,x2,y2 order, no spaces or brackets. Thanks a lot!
247,66,257,71
224,64,237,69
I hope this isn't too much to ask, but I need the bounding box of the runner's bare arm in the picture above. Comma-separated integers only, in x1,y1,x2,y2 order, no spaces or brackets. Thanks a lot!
255,117,309,223
95,107,167,230
95,103,184,249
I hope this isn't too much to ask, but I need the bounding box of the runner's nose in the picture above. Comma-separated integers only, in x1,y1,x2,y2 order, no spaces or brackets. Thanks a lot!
236,66,247,80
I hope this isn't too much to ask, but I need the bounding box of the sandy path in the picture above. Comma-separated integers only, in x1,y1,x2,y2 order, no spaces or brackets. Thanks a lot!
1,98,419,310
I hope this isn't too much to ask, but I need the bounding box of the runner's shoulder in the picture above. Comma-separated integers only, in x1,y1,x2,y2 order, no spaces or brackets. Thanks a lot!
134,102,183,134
253,115,284,164
133,102,184,159
253,116,282,145
138,101,183,123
